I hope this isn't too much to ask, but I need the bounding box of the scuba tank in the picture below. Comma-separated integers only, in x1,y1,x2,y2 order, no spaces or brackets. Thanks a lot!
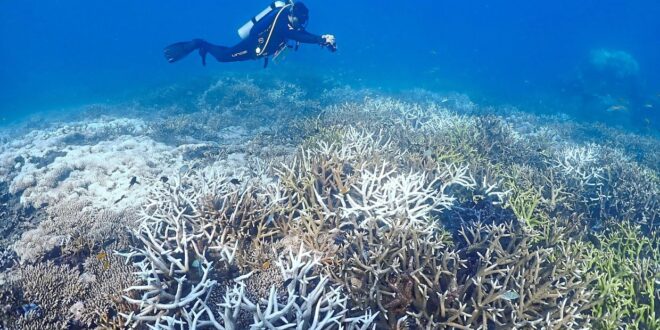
237,1,290,39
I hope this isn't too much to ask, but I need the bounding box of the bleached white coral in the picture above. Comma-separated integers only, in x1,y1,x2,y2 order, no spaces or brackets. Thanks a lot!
118,169,234,323
0,117,145,174
339,161,474,233
308,127,400,165
0,118,180,210
223,244,377,330
15,136,182,209
118,160,376,329
117,164,253,328
0,115,263,212
12,228,65,263
552,144,604,185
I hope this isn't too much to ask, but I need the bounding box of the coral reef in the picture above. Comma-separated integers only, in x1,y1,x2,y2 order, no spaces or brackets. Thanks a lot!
589,49,640,79
0,117,156,208
432,222,594,328
0,77,658,329
116,165,376,328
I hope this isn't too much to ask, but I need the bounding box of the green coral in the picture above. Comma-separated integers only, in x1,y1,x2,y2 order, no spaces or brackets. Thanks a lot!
588,221,660,329
507,188,543,228
503,175,555,238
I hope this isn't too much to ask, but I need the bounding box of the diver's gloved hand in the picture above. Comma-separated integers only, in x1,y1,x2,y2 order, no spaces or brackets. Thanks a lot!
321,34,337,52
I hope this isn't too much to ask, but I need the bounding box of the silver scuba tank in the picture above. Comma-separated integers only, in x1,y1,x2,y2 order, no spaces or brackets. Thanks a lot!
238,1,288,39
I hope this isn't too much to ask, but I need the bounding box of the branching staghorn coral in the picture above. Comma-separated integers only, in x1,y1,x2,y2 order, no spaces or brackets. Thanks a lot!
271,127,404,248
587,221,660,329
550,144,607,212
220,244,377,329
330,161,472,318
115,161,375,328
504,140,658,231
314,97,478,146
272,121,596,328
313,94,658,233
594,149,660,229
117,170,246,327
409,221,594,329
270,127,480,326
117,165,377,328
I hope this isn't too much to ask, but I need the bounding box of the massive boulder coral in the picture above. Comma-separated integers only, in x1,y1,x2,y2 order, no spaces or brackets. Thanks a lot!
589,49,640,79
7,135,181,210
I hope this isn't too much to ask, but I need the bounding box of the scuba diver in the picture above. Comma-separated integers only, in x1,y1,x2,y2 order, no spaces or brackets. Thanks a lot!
164,1,336,67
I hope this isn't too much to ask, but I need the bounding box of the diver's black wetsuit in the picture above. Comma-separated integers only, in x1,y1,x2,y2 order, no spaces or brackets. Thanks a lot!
203,6,325,63
167,5,331,66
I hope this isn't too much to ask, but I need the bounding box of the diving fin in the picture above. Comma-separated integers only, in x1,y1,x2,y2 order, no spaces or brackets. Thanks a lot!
164,39,204,64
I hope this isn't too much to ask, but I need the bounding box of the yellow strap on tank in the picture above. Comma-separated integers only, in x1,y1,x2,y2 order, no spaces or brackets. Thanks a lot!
256,4,292,57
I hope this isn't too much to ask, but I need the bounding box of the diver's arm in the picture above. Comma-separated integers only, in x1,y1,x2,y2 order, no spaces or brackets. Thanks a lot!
286,29,324,44
287,29,337,52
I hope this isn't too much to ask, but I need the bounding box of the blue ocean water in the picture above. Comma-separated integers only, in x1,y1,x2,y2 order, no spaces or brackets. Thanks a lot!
1,2,660,328
1,0,658,130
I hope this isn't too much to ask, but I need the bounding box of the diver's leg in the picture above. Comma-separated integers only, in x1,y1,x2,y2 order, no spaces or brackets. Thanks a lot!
202,38,256,63
164,39,256,65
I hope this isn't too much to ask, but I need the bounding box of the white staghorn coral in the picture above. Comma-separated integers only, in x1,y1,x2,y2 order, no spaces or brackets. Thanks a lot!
339,161,474,233
226,244,377,330
319,96,476,139
305,127,400,166
552,144,603,182
117,170,238,327
118,160,376,329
